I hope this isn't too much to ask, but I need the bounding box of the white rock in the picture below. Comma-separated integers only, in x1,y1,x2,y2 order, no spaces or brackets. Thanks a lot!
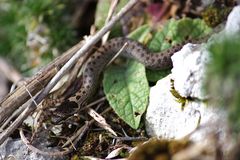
171,43,209,99
145,42,224,138
145,74,224,139
145,75,200,139
225,5,240,35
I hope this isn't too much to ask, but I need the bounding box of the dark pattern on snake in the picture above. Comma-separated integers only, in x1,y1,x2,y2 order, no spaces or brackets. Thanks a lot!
47,36,208,109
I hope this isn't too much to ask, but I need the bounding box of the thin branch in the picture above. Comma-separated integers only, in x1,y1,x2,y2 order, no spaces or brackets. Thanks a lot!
0,58,23,84
109,135,148,141
102,0,119,44
0,101,28,131
19,128,72,156
106,42,128,67
80,96,106,111
63,107,112,147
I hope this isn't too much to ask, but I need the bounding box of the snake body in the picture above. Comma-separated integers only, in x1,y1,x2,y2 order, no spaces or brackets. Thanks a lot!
67,37,185,106
47,36,207,110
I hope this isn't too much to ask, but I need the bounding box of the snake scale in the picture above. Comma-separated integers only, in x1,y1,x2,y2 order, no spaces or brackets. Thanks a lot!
45,36,208,111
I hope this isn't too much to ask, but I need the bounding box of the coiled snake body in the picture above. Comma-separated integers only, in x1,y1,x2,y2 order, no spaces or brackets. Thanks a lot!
46,37,206,110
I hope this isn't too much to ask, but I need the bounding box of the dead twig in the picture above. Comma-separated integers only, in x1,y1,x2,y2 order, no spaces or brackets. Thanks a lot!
88,108,117,136
0,58,23,84
80,96,106,111
19,128,72,156
102,0,120,44
63,107,112,148
0,100,29,132
106,42,128,67
109,135,148,141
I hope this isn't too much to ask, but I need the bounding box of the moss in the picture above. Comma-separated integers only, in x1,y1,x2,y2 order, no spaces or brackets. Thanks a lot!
170,79,187,110
78,131,112,157
202,6,231,27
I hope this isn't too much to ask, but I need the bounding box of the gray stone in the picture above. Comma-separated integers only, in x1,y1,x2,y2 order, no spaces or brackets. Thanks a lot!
0,138,66,160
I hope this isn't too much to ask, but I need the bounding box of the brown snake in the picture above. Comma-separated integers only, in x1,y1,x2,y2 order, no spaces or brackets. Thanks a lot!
44,36,211,112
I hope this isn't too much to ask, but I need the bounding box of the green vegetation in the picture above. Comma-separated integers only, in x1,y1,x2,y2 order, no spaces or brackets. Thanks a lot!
207,35,240,133
202,6,231,27
0,0,76,73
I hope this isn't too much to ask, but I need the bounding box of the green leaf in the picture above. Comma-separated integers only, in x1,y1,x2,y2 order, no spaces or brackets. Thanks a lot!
103,61,149,129
146,18,211,81
127,24,151,43
146,69,171,82
148,18,211,52
94,0,129,28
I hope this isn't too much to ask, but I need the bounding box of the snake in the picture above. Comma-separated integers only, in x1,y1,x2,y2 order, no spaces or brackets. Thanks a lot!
44,35,211,115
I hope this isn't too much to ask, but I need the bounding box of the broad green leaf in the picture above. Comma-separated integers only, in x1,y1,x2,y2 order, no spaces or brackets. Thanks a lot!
148,18,211,52
146,18,211,81
103,61,149,129
146,69,171,82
